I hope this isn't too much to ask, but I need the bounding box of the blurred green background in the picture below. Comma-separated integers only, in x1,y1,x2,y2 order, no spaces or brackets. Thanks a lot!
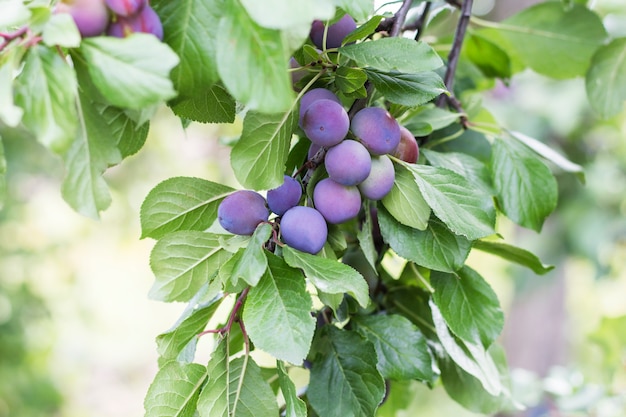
1,0,625,416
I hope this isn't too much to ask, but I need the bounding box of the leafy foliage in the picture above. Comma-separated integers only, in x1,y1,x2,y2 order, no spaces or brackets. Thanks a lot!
2,0,624,416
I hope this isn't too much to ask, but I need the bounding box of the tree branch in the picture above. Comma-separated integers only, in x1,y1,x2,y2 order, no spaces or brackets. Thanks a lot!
414,2,432,41
390,0,414,37
198,288,250,337
436,0,473,127
0,26,28,53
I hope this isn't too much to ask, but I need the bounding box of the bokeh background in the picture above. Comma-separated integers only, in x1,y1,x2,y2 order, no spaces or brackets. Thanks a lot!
1,0,625,416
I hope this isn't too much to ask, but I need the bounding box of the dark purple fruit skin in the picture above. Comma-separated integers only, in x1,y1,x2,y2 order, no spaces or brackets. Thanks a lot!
351,107,401,155
267,175,302,216
302,99,349,147
105,0,146,16
393,125,419,163
55,0,110,38
281,206,328,254
309,14,357,49
313,178,361,224
299,88,340,125
325,140,371,186
107,4,163,40
218,190,269,236
358,155,395,200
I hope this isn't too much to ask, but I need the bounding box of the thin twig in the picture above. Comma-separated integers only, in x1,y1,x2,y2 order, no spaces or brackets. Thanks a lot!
435,0,473,123
445,0,463,8
198,288,250,336
0,26,29,53
414,2,432,41
390,0,413,37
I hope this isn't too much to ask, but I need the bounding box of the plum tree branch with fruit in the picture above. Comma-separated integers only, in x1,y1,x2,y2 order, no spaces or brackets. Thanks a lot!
2,0,625,416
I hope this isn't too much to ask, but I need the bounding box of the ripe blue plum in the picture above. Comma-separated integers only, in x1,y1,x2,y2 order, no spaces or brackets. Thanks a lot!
55,0,110,38
267,175,302,216
325,140,371,186
302,99,349,147
107,4,163,39
299,88,340,125
217,190,269,235
351,107,401,155
358,155,395,200
313,178,361,224
105,0,146,16
309,14,357,49
280,206,328,254
393,125,419,163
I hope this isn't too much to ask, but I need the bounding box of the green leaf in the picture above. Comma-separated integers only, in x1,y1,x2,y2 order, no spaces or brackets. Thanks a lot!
366,69,447,107
216,0,294,112
239,0,334,29
61,93,123,218
354,314,434,382
473,239,554,275
335,66,368,96
277,361,307,417
381,164,430,230
356,204,377,271
156,290,224,363
333,0,374,21
308,326,385,417
0,48,24,127
406,164,496,240
508,130,585,182
227,223,272,287
197,341,229,416
491,137,558,232
439,352,505,414
14,45,77,152
283,246,369,308
431,266,504,348
430,301,502,396
378,206,471,273
79,34,179,109
421,149,494,195
500,2,606,78
231,109,298,190
198,342,279,417
149,231,233,302
113,108,150,158
402,105,460,136
144,361,207,417
152,0,219,96
243,253,315,364
0,137,6,209
342,15,384,45
340,38,443,73
0,0,30,28
140,177,234,240
586,38,626,119
463,32,511,79
169,84,236,124
42,12,81,48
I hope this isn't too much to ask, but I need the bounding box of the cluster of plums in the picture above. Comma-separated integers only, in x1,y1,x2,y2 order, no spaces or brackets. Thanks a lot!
217,89,419,255
55,0,163,40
